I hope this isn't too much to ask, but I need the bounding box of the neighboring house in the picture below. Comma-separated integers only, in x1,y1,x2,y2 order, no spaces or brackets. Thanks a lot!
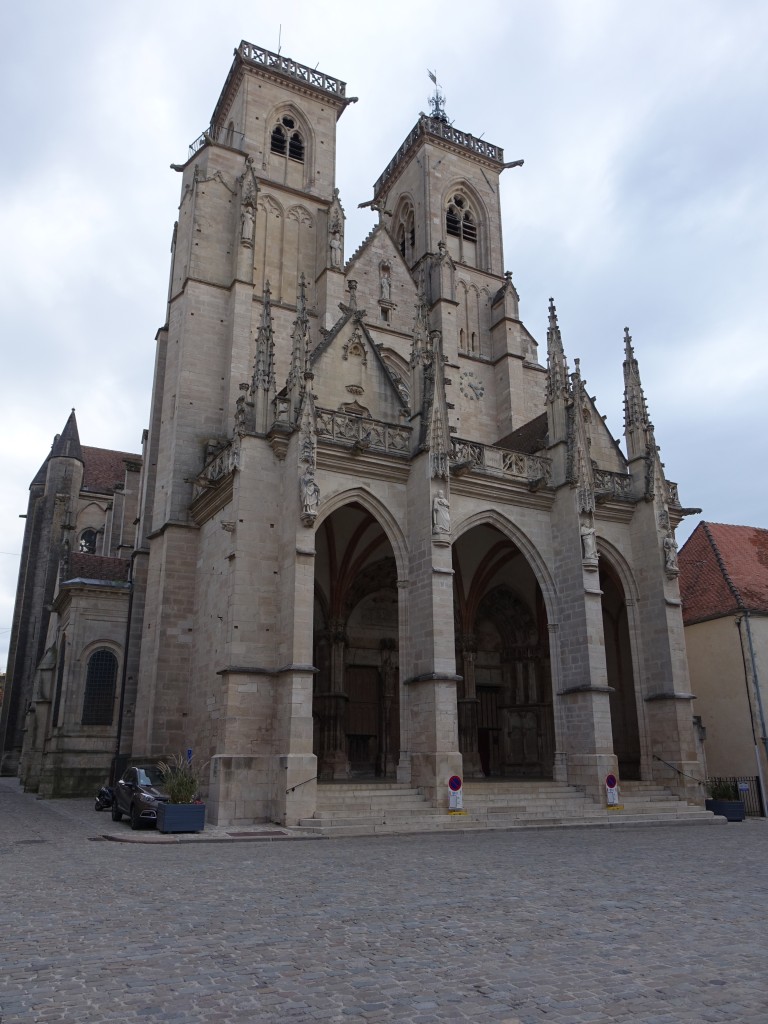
678,522,768,801
0,41,704,820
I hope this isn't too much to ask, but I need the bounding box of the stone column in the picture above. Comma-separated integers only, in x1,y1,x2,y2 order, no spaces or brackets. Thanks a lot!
458,636,483,778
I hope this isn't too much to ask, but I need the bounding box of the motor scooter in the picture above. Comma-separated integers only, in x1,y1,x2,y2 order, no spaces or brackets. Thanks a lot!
94,785,114,811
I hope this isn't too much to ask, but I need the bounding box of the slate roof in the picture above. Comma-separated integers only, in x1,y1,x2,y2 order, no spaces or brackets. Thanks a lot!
679,522,768,625
496,413,548,454
66,553,131,584
81,446,141,494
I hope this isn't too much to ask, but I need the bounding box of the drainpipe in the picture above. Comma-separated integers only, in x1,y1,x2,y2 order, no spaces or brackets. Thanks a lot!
736,613,768,817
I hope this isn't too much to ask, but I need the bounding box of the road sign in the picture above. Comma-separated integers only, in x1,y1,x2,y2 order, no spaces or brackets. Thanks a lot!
448,775,462,792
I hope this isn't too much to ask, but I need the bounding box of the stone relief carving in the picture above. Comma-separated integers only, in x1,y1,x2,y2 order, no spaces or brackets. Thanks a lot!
240,202,255,246
379,262,391,301
432,490,450,535
300,465,320,526
664,532,679,576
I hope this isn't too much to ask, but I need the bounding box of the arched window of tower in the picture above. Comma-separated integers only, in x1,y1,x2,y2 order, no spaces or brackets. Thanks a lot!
271,115,305,163
446,193,479,268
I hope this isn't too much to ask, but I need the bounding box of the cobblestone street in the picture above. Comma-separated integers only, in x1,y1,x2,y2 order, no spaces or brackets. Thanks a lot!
1,778,766,1023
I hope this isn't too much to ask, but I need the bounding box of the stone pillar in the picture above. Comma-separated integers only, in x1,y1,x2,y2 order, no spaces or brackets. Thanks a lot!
402,454,462,804
379,638,397,777
549,491,618,801
458,637,483,778
318,621,350,780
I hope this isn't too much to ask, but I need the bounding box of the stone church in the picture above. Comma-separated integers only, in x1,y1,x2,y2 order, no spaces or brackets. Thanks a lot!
1,42,705,826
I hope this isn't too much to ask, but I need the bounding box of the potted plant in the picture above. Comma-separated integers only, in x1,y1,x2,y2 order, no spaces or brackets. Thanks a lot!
705,779,746,822
155,753,208,834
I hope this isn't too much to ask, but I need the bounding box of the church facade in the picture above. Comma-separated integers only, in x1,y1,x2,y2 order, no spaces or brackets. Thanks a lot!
1,42,703,824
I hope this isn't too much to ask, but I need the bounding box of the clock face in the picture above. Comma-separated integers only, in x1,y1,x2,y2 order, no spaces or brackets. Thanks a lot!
459,370,485,401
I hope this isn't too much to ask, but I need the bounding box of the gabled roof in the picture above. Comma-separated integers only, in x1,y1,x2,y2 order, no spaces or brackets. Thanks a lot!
679,522,768,624
81,446,141,494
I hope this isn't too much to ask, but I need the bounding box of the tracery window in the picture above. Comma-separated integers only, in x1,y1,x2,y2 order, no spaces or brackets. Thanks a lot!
81,649,118,726
395,203,415,263
271,115,304,162
445,193,479,266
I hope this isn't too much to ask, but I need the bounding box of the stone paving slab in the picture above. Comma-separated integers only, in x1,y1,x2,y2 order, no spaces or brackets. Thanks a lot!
1,777,767,1023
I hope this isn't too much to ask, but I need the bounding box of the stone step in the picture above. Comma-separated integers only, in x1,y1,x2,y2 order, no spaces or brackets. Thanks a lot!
293,811,723,839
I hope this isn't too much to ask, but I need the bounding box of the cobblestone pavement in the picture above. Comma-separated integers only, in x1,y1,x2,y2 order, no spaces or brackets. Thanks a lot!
1,778,767,1024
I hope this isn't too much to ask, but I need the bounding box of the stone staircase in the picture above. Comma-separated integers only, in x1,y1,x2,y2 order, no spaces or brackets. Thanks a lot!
294,778,722,838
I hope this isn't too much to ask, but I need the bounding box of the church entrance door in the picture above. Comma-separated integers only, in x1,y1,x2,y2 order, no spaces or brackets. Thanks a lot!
312,503,400,780
453,524,554,779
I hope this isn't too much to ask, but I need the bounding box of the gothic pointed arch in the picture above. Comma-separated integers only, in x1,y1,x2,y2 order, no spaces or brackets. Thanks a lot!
312,500,401,779
596,540,645,780
452,519,554,778
452,508,557,622
391,193,416,264
315,487,409,581
265,103,315,190
443,180,489,270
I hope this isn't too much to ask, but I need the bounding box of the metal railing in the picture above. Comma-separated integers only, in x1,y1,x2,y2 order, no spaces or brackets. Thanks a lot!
239,41,346,97
708,775,764,817
374,115,504,197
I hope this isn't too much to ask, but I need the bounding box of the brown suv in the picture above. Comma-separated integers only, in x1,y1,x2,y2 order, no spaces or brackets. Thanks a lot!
111,765,169,829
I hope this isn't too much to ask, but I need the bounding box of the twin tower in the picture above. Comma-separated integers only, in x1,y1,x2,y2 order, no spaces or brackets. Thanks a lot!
3,43,701,824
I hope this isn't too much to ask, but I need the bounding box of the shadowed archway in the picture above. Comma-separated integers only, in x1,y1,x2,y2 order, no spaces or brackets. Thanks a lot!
452,523,553,778
312,502,399,780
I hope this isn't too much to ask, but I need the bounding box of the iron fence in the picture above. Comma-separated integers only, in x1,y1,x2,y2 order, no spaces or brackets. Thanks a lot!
708,775,764,817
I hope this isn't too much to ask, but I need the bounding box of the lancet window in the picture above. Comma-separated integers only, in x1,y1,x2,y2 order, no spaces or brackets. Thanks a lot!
271,115,305,162
445,192,479,267
394,202,415,263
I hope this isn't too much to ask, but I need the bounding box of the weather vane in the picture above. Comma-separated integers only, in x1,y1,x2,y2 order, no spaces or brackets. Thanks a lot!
427,69,448,122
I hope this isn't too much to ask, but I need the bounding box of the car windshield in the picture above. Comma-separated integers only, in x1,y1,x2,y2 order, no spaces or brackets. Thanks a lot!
136,767,164,787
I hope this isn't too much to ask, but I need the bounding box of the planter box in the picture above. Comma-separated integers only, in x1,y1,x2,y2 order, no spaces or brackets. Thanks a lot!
705,798,745,822
156,802,206,834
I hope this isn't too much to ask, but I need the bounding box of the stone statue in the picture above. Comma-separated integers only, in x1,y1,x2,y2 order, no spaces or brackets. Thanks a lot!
300,466,320,519
664,532,679,574
240,202,255,244
432,490,450,534
580,522,598,561
380,267,391,301
330,231,342,268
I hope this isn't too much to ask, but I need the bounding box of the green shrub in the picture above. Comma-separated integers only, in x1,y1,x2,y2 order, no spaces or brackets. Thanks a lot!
157,753,209,804
706,778,739,801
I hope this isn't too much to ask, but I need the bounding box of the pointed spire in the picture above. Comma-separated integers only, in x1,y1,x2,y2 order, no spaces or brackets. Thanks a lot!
253,282,275,392
546,299,568,403
251,283,276,434
285,274,312,422
622,326,652,461
50,409,83,462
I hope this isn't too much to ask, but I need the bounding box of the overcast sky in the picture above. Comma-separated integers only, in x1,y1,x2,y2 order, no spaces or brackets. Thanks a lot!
1,1,766,671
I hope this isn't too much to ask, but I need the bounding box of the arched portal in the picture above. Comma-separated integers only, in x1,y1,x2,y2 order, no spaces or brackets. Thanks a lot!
312,502,399,780
453,524,553,778
600,561,641,779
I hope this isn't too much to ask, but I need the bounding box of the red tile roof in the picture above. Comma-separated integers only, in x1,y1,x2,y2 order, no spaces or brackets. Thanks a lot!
81,446,141,494
67,553,131,583
679,522,768,624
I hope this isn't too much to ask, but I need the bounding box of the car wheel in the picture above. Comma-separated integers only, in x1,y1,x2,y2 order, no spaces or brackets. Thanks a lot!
111,801,123,822
130,804,142,830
